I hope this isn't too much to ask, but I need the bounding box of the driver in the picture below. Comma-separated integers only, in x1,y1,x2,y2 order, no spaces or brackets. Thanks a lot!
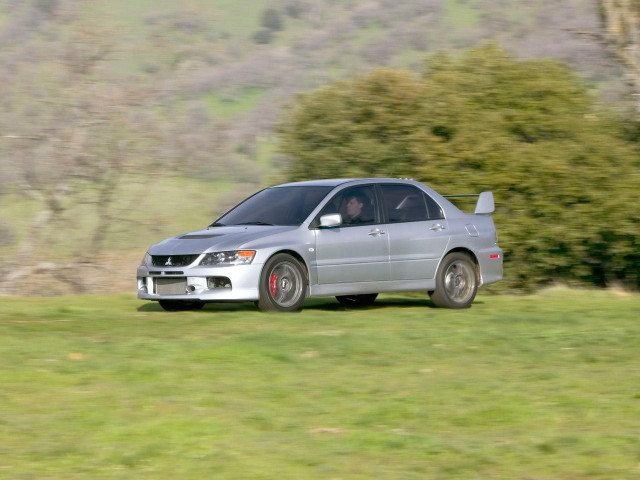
343,193,367,224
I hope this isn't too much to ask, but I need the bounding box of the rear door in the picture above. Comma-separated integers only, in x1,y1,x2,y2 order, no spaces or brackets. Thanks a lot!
314,185,390,284
379,184,450,280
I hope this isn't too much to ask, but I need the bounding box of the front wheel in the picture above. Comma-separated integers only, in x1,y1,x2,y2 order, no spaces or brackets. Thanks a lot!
258,253,307,312
336,294,378,307
430,252,478,308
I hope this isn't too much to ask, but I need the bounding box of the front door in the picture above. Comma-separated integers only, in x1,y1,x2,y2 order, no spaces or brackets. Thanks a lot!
314,185,390,284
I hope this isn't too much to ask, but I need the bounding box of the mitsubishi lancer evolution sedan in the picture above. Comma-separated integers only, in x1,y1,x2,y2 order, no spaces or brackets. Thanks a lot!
137,178,502,311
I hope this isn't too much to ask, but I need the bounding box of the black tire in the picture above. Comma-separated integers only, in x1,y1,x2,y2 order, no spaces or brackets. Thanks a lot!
158,300,205,311
258,253,307,312
335,293,378,307
430,252,478,309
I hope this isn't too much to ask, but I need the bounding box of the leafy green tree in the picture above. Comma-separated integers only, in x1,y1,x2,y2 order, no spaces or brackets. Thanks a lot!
278,44,640,290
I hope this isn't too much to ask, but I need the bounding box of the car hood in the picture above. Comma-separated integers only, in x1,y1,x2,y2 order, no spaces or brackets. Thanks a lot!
148,225,300,255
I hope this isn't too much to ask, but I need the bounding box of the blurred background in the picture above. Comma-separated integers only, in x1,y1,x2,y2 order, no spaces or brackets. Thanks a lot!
0,0,638,296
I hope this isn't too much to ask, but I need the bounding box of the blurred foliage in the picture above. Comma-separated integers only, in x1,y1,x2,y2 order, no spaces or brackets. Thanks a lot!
252,28,274,45
279,44,640,290
261,8,284,32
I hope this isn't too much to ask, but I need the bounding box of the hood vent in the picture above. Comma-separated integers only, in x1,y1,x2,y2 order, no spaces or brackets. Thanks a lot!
178,234,223,239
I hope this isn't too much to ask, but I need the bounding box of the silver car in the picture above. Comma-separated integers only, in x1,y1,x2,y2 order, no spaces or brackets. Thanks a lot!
137,178,502,311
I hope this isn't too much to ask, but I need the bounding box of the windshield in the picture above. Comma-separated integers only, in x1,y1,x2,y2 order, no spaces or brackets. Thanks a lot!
212,186,333,227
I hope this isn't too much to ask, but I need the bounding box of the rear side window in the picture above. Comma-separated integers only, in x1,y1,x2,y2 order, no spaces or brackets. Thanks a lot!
424,193,444,220
380,185,428,223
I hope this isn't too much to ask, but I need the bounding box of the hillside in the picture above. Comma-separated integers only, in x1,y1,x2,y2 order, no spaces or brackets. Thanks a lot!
0,0,630,294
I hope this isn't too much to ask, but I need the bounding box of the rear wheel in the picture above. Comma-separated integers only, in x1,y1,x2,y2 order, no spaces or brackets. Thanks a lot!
335,294,378,307
158,300,205,311
430,252,478,308
258,253,307,312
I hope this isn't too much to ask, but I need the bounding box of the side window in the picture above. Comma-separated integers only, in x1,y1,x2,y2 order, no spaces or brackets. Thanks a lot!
317,185,378,226
424,193,444,220
380,185,428,223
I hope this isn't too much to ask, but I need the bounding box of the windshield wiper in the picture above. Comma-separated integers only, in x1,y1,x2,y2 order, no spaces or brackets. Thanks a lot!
235,221,274,226
208,222,226,227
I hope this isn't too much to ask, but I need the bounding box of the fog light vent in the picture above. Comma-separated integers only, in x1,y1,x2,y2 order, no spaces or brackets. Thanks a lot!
207,277,232,289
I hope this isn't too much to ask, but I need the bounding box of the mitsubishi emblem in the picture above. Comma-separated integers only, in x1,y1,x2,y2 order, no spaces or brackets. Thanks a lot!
165,256,172,266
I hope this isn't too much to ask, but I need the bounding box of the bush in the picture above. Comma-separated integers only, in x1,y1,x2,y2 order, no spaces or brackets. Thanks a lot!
0,223,15,247
277,44,640,290
261,8,283,31
252,28,273,45
284,1,308,19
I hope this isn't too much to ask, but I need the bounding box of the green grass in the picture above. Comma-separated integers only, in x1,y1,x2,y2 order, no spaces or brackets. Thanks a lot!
82,0,265,38
204,88,267,119
353,22,385,47
77,0,267,76
255,136,278,168
443,0,481,30
1,289,639,478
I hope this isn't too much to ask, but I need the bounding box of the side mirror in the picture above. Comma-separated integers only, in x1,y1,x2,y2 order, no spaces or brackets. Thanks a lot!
319,213,342,228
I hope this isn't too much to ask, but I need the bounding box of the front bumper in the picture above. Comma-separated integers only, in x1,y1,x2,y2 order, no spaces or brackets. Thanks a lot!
137,263,262,301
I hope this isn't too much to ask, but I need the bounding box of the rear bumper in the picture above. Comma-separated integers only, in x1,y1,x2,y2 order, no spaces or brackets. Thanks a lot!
137,263,262,301
476,247,503,286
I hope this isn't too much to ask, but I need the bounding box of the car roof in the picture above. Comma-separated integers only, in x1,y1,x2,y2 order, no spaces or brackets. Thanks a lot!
274,178,416,188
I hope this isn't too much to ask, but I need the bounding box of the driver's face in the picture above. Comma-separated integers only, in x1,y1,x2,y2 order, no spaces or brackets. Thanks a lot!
346,197,363,217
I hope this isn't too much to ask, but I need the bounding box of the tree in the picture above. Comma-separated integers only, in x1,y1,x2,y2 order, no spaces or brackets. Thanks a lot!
278,44,640,290
599,0,640,113
0,23,156,294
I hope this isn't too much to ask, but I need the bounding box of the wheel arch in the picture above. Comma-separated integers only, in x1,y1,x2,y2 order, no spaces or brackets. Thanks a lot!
266,249,310,280
259,249,311,308
443,247,480,282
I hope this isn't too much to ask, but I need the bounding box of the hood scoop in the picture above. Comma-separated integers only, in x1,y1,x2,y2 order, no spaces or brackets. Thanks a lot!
178,234,224,239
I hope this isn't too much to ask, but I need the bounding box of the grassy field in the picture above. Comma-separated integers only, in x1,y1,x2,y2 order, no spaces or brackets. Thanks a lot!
1,289,639,479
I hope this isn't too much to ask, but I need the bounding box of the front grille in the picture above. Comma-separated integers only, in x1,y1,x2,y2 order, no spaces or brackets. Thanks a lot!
151,254,199,267
155,277,187,295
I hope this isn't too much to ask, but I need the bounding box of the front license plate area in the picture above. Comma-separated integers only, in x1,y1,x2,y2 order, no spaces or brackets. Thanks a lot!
155,277,187,295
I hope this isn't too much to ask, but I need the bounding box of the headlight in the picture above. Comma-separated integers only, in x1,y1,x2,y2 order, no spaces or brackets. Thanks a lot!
200,250,255,266
140,252,151,266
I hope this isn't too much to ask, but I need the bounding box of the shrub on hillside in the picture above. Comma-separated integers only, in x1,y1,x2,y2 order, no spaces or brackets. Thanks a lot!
284,1,308,19
278,44,640,290
261,8,284,31
252,28,273,45
0,223,15,247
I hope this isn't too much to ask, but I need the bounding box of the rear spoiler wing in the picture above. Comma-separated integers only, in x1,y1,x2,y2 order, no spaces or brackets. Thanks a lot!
443,192,494,215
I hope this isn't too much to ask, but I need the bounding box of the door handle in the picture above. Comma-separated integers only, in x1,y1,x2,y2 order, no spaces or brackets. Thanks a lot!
430,224,445,231
368,229,386,236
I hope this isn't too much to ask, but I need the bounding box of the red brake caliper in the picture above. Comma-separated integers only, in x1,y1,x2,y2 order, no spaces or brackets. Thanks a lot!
269,272,277,297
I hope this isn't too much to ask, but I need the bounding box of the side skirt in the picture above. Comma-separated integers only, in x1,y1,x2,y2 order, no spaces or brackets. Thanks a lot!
310,279,436,297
